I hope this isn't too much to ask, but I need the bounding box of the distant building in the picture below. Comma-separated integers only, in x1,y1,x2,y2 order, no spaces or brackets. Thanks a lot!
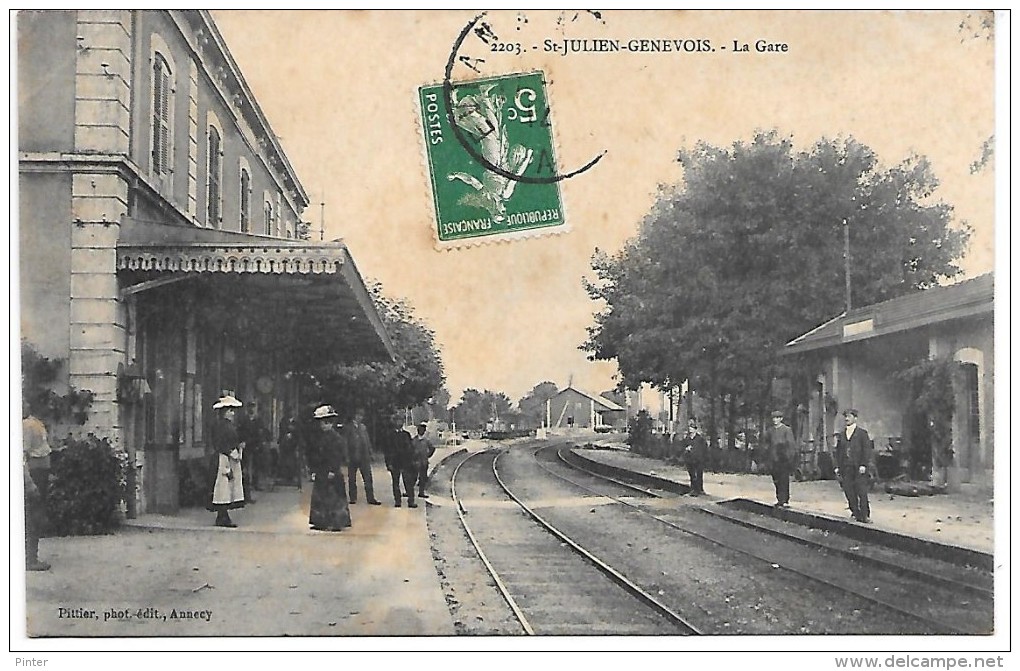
18,10,394,514
782,274,993,489
546,385,626,429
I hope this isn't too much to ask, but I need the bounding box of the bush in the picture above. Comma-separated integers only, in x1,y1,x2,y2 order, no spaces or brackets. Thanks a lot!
627,411,653,454
179,456,214,508
48,434,126,535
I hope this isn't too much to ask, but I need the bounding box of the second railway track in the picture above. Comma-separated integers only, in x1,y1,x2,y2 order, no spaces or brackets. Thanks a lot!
450,443,701,635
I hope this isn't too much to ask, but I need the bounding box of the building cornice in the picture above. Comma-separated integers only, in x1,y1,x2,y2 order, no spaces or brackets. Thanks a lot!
165,10,309,213
20,151,292,243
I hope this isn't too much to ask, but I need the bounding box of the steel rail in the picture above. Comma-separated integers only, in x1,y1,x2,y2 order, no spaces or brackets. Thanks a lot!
536,445,983,636
450,448,535,635
556,448,993,600
490,446,703,635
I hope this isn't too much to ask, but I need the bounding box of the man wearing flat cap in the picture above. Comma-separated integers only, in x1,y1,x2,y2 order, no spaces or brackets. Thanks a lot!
410,422,435,500
834,408,874,523
764,410,797,508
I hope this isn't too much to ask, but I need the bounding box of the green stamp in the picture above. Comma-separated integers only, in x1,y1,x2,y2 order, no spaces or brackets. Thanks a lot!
418,71,565,244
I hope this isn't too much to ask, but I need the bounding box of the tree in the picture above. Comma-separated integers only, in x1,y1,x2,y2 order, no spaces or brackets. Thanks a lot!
425,387,452,420
583,132,969,448
453,388,514,430
317,282,445,438
517,381,560,427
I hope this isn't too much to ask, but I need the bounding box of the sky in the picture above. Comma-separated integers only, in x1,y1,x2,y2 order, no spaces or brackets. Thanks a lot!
210,10,997,405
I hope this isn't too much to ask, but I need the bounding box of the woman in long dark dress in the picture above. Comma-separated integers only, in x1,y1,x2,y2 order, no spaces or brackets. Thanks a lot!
307,405,351,531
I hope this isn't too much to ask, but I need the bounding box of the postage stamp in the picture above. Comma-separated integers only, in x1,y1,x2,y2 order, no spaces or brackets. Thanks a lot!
418,72,566,246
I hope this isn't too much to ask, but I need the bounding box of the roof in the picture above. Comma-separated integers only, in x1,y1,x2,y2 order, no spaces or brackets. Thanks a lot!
552,385,626,412
116,226,395,362
118,241,351,276
783,273,994,355
198,11,308,207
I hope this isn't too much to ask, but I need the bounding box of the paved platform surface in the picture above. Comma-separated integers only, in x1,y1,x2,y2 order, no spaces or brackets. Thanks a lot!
21,444,481,641
573,442,996,554
17,433,998,647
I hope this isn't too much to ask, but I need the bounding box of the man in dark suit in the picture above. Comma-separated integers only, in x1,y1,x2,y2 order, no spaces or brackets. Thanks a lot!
765,410,797,508
382,417,417,508
344,408,382,505
410,422,435,500
834,408,874,523
680,419,708,496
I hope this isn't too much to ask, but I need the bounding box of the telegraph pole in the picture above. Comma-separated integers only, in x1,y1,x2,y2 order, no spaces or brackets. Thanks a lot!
843,217,852,312
320,201,325,241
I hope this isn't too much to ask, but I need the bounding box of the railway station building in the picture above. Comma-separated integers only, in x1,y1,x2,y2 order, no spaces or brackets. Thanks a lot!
18,10,394,515
782,273,994,491
545,385,626,430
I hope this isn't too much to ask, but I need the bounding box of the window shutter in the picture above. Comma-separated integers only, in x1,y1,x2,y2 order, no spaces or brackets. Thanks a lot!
159,68,170,172
240,170,250,232
207,128,221,226
152,57,172,176
151,62,163,172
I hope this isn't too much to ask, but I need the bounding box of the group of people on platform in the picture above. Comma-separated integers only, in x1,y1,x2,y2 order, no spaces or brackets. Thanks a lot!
208,395,435,530
676,407,874,524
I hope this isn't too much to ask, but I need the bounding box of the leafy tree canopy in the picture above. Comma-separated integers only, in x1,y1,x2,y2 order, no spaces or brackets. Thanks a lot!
453,388,515,430
583,131,969,415
316,282,445,424
517,381,561,428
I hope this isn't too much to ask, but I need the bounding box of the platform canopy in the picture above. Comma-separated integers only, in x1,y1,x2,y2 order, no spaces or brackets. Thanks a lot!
117,229,395,369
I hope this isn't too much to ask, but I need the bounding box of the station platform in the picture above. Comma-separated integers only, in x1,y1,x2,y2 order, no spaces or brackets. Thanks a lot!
568,442,995,556
22,435,996,643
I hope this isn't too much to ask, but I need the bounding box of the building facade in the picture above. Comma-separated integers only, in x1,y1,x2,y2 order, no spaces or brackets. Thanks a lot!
782,274,994,490
546,386,626,430
18,10,393,514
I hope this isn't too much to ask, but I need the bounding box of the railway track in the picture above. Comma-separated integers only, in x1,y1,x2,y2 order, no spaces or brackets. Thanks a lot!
537,444,993,635
449,443,701,636
556,447,994,598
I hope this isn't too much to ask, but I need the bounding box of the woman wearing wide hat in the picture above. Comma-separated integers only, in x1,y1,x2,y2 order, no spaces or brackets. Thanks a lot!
307,405,352,531
208,395,246,527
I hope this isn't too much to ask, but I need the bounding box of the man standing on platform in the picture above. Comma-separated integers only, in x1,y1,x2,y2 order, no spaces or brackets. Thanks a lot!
344,408,381,505
23,402,52,514
23,403,53,569
834,408,874,523
765,410,797,508
237,404,267,502
680,419,708,496
382,416,417,508
411,422,435,500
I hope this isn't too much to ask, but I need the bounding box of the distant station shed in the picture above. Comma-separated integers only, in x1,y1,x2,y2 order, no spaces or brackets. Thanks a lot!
546,386,626,430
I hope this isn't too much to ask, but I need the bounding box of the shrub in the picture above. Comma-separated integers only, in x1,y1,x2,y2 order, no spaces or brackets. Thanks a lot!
627,410,653,454
179,456,213,508
48,433,126,535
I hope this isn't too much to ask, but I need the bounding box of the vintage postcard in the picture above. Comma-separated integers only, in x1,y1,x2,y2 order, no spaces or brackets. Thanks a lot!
12,8,1004,663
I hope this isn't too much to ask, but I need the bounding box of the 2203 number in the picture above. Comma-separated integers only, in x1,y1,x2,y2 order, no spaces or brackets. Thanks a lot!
491,42,523,55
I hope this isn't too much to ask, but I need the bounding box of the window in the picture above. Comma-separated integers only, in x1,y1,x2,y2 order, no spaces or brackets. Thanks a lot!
239,166,251,233
206,125,222,227
264,199,273,236
275,192,282,237
151,54,173,177
962,362,980,442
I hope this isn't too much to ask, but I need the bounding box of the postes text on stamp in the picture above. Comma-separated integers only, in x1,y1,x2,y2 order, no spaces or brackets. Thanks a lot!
419,71,565,245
